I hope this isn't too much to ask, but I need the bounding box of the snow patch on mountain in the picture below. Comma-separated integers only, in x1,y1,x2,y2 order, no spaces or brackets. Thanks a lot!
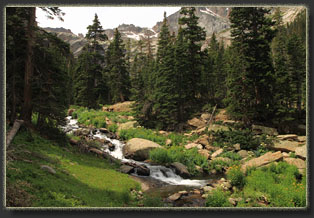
200,8,223,18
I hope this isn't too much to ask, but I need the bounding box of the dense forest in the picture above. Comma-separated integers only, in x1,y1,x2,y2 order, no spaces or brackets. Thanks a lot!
6,7,306,133
5,6,307,208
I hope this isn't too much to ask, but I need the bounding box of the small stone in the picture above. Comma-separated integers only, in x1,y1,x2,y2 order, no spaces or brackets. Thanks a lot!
282,152,289,157
220,178,226,182
277,134,298,141
210,169,217,174
198,149,210,159
223,181,232,189
297,136,306,142
178,190,188,195
229,198,237,206
185,143,203,150
238,150,249,158
168,193,182,201
233,143,241,151
40,165,56,174
202,194,209,199
295,145,306,160
203,186,214,193
211,148,224,159
193,189,201,195
201,113,211,121
120,165,134,174
165,139,172,146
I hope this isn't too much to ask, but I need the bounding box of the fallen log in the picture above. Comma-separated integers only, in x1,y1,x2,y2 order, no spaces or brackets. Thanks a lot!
6,119,24,149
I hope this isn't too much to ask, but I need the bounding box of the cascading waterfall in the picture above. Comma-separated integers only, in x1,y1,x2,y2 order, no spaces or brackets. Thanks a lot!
64,116,209,187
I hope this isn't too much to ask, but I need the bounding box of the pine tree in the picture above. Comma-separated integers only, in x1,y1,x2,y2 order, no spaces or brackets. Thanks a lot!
271,9,292,122
86,13,108,53
286,34,306,117
6,7,66,126
152,12,178,130
177,7,206,114
226,7,276,123
73,15,108,108
6,7,28,124
201,32,226,108
32,30,71,127
105,28,130,103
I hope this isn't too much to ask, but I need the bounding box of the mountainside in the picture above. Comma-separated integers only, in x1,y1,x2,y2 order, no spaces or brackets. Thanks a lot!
43,6,305,57
152,7,230,36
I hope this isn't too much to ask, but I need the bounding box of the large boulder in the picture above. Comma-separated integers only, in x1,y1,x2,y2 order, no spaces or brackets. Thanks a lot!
270,140,300,152
187,117,206,129
185,143,203,150
120,165,135,174
102,101,135,112
211,148,224,159
207,124,230,132
241,151,283,172
283,157,306,173
215,109,228,122
170,162,191,178
198,149,210,159
200,113,211,122
252,124,278,136
122,138,163,161
237,150,249,158
277,134,298,141
196,135,210,147
295,145,307,160
117,121,137,131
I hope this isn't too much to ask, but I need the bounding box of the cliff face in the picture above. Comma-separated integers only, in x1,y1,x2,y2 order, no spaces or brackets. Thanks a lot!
43,6,305,57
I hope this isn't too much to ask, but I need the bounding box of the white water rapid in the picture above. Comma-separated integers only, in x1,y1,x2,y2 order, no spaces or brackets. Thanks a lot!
64,116,209,187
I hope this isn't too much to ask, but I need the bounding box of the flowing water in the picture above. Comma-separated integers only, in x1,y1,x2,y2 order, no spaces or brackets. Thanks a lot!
63,116,213,188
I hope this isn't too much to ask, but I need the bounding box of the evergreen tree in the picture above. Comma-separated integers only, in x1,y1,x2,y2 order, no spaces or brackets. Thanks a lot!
105,28,130,103
271,9,292,122
201,32,226,108
6,7,28,124
153,12,178,130
73,15,108,108
173,27,189,123
177,7,206,114
131,40,156,128
86,13,108,53
6,7,66,126
226,7,276,123
286,34,306,117
271,8,306,124
32,30,71,127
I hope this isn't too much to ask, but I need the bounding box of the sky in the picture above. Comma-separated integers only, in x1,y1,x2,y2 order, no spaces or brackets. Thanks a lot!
36,7,181,35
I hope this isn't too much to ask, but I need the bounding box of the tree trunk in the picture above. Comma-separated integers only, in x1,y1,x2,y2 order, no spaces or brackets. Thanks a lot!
22,7,36,124
6,120,24,149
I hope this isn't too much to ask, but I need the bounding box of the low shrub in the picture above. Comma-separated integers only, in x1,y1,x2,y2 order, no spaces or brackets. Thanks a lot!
149,148,171,164
242,162,306,207
211,128,273,150
149,146,209,176
220,151,242,161
108,124,118,133
209,159,237,173
142,195,164,207
119,128,166,145
227,165,246,189
205,188,232,207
